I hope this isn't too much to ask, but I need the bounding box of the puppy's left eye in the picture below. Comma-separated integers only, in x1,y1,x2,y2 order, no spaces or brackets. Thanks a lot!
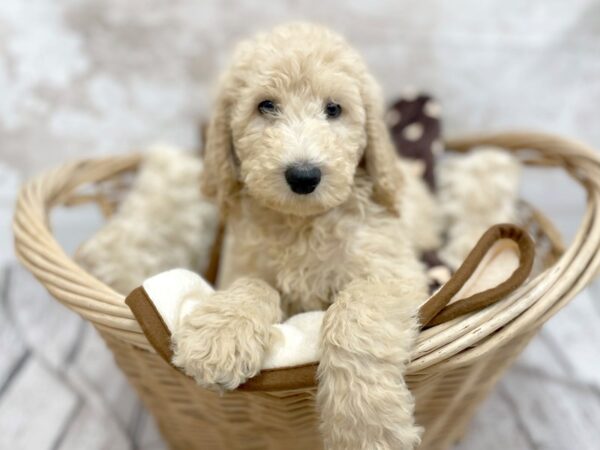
258,100,278,115
325,102,342,119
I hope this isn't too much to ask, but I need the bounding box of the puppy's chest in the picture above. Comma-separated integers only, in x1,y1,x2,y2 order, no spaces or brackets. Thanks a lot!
234,214,359,313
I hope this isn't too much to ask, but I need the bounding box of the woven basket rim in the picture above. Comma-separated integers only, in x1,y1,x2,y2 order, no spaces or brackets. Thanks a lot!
12,131,600,391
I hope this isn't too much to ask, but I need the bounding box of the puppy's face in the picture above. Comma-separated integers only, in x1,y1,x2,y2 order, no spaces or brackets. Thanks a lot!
230,55,367,216
202,24,401,218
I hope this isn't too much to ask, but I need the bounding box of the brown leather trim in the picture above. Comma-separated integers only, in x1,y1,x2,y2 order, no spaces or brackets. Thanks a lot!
125,223,535,391
125,286,175,367
203,221,225,286
238,363,317,391
419,223,535,328
125,284,319,391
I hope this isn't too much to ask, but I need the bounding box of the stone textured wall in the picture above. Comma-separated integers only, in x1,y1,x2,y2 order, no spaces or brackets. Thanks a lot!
1,0,599,175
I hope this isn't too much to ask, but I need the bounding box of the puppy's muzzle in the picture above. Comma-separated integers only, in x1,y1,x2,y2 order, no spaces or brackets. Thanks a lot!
285,163,321,195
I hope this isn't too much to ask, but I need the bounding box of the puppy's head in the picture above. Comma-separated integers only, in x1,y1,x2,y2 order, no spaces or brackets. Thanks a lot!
202,23,401,217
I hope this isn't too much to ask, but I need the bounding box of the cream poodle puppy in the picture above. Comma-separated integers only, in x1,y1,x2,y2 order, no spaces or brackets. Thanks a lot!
172,23,438,450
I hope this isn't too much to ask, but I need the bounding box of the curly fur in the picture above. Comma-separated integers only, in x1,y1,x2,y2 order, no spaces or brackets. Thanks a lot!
172,23,435,450
318,279,423,450
172,277,282,391
438,147,521,269
200,23,402,218
76,146,218,294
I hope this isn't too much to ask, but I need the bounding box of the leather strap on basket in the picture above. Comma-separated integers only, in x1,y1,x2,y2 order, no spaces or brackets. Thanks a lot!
126,286,175,365
419,223,535,328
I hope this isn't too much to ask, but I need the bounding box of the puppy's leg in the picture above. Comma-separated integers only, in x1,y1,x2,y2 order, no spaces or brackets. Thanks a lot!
317,279,422,450
171,277,282,390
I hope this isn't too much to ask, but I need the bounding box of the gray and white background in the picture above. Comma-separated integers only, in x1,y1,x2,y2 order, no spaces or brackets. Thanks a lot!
0,1,599,449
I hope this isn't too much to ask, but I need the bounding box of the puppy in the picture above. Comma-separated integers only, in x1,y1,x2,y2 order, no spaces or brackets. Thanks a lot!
172,23,436,450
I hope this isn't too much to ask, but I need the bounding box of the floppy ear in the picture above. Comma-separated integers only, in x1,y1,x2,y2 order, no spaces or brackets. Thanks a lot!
361,73,403,215
201,76,240,217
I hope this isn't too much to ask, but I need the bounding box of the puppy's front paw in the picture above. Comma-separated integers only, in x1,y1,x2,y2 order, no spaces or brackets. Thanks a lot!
171,279,281,391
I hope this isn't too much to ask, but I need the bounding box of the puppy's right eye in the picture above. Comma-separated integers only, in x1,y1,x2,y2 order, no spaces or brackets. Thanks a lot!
258,100,277,115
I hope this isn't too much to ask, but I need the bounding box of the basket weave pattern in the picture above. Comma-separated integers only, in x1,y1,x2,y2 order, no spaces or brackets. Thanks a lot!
13,133,600,449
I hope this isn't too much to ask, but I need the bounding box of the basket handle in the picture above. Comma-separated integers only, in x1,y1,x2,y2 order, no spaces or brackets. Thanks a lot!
419,223,535,328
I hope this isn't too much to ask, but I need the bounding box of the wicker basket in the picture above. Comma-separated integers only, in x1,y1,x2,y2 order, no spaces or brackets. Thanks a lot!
13,132,600,450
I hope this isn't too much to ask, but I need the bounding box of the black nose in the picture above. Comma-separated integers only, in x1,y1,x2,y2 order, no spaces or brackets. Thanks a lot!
285,164,321,194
